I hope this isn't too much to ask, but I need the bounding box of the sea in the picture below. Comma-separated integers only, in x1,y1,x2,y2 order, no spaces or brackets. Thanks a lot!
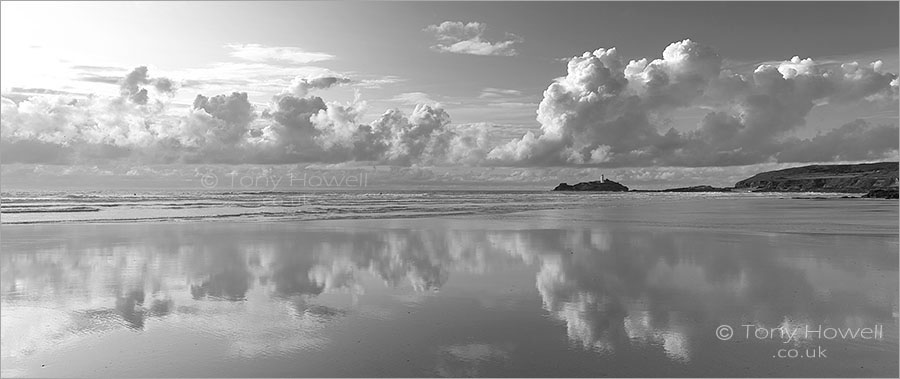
0,189,841,225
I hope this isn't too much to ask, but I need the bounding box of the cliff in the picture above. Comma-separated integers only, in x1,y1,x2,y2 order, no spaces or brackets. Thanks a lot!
733,162,898,193
553,179,629,192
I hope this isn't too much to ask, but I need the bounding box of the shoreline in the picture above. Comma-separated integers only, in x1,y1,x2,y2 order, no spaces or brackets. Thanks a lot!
3,196,897,237
1,191,892,226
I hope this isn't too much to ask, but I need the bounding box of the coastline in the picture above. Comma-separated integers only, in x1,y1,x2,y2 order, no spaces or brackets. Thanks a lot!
3,194,896,234
2,190,894,226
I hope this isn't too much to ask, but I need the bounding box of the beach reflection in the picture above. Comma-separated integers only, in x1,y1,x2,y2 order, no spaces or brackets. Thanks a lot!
1,220,897,376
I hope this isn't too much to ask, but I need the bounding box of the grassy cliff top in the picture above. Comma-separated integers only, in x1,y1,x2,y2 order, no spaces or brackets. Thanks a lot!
734,162,898,188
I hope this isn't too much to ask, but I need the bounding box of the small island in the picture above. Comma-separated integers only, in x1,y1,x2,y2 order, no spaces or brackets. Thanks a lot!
553,176,629,192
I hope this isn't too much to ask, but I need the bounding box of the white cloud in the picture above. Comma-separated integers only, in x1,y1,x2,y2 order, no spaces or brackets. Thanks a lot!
2,40,897,170
167,62,336,99
485,39,899,167
225,43,336,64
491,102,538,109
388,92,440,106
353,75,406,89
478,87,523,98
0,64,496,167
424,21,521,57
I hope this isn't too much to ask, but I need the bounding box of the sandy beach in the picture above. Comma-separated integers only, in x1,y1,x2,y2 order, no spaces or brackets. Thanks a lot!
2,197,897,377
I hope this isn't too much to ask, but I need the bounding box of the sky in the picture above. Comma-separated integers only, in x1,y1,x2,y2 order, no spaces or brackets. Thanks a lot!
1,1,898,189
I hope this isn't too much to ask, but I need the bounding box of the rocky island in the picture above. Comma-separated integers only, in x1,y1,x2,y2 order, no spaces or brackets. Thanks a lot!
553,178,629,192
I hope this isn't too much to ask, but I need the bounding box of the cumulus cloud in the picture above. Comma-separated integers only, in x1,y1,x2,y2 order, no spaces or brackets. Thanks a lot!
486,39,898,167
1,94,169,163
1,39,897,168
424,21,521,56
305,100,491,165
121,66,151,104
190,92,256,144
154,77,175,94
311,98,367,150
119,66,177,105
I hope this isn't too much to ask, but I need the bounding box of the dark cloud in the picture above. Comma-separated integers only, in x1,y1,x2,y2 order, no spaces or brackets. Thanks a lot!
270,95,327,131
284,75,352,97
776,120,900,163
0,139,74,164
130,88,149,105
120,66,177,104
121,66,151,97
154,77,176,94
193,92,256,133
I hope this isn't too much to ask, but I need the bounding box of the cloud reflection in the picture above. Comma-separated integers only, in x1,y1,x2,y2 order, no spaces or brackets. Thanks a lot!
1,222,896,370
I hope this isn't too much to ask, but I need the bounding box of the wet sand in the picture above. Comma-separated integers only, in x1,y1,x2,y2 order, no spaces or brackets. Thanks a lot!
1,197,897,377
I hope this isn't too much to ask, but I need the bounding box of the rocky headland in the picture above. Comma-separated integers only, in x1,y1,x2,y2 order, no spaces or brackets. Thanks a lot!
733,162,898,193
862,188,899,199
